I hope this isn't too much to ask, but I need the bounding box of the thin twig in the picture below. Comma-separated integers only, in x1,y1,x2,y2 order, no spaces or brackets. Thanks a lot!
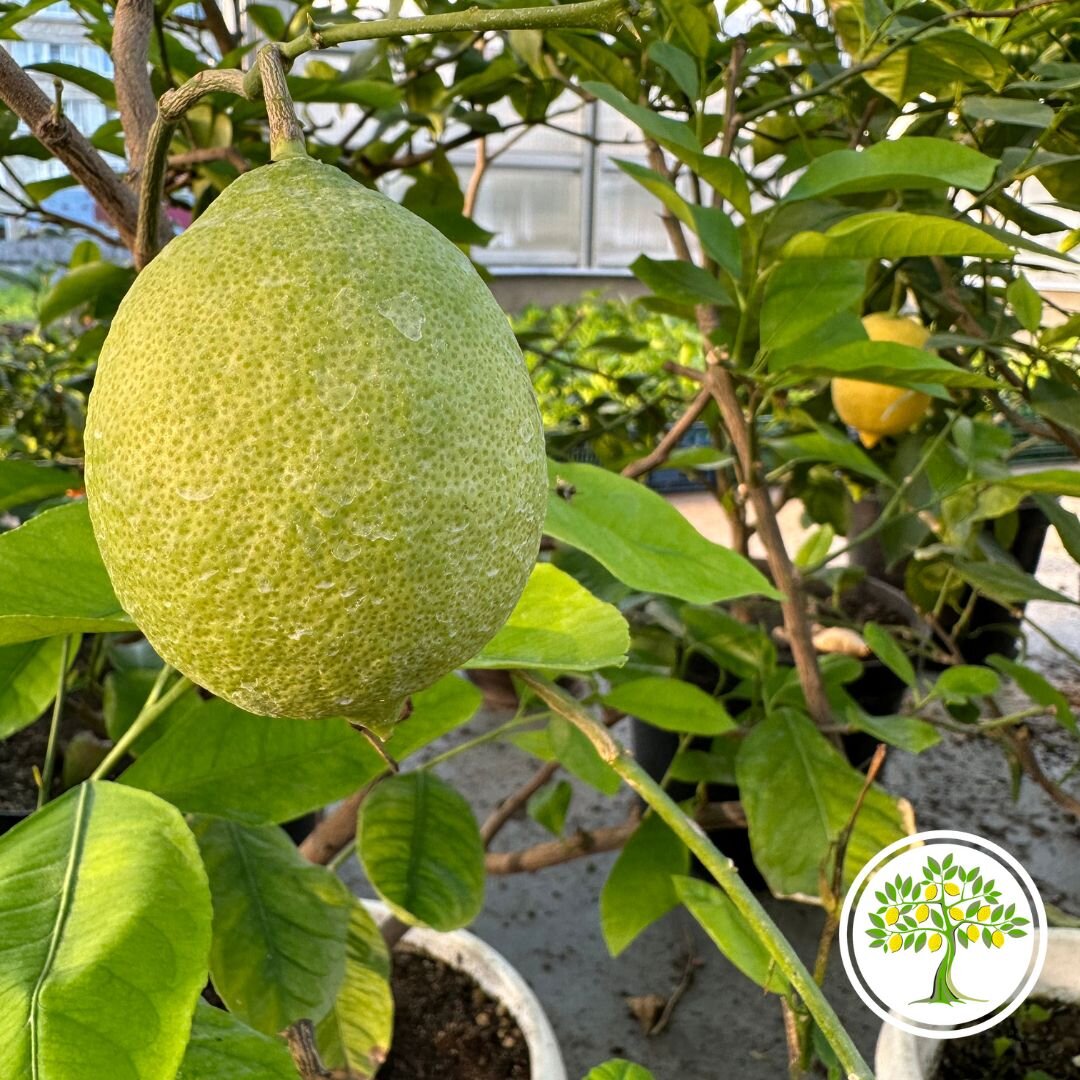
621,387,712,479
283,1020,333,1079
487,818,638,873
1005,726,1080,818
112,0,158,171
37,636,71,809
480,759,560,845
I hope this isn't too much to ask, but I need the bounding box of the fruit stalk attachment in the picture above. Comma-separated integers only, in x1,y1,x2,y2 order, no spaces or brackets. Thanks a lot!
257,46,307,162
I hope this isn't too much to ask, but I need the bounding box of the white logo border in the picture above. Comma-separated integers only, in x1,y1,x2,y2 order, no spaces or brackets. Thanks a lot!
838,829,1048,1040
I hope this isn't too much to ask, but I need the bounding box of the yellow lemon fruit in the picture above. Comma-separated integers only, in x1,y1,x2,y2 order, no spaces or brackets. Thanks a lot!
978,906,991,922
944,882,961,897
992,930,1005,948
889,934,903,952
86,158,547,731
949,906,964,921
885,907,900,925
924,884,938,900
928,933,943,952
968,925,980,942
915,904,929,923
831,314,932,448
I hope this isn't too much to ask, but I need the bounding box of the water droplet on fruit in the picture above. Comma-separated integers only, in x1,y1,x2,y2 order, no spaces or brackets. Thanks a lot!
176,485,217,502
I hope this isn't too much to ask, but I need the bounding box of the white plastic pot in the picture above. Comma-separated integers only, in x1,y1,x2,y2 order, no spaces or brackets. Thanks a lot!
363,900,567,1080
875,928,1080,1079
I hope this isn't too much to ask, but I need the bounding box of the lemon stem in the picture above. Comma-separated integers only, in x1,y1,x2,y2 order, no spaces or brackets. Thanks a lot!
257,46,308,162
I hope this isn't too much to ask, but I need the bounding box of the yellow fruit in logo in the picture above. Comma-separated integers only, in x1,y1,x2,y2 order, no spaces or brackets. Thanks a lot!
885,907,900,925
992,930,1005,948
978,906,991,922
968,925,980,942
928,933,943,952
949,906,964,920
915,904,929,922
944,882,961,897
831,314,932,448
85,158,547,731
924,884,938,900
889,934,903,952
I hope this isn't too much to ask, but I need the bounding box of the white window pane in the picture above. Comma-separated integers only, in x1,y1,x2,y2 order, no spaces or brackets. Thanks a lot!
593,163,671,267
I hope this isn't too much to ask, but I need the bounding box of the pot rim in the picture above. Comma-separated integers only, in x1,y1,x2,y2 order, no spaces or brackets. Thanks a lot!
361,899,566,1080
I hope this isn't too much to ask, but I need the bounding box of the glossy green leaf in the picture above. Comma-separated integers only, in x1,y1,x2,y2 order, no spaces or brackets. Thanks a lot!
317,902,394,1078
467,563,629,671
383,673,483,760
121,697,384,823
544,460,779,604
988,655,1076,733
0,501,134,645
963,96,1054,128
630,254,730,306
194,817,350,1035
849,713,939,754
1007,274,1042,333
0,782,212,1080
769,429,893,485
177,1002,297,1080
359,772,485,931
1002,470,1080,498
0,635,76,739
675,876,788,992
648,40,700,100
782,212,1012,260
37,261,134,327
103,666,197,756
548,715,621,795
735,710,906,897
553,34,639,101
602,676,734,735
770,339,993,389
527,779,573,835
760,259,866,352
863,622,917,688
1035,495,1080,565
934,665,1000,701
601,813,688,956
27,62,116,105
0,459,78,512
953,558,1074,606
582,81,700,155
584,1061,656,1080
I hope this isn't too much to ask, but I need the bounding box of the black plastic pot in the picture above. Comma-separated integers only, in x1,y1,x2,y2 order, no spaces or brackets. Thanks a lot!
0,808,31,837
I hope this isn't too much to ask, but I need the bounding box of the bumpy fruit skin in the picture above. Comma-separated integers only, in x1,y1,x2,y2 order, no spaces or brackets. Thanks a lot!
831,314,932,448
86,157,547,729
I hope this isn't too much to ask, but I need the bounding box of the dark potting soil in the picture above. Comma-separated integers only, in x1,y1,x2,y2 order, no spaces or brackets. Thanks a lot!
0,715,50,812
379,949,530,1080
934,998,1080,1080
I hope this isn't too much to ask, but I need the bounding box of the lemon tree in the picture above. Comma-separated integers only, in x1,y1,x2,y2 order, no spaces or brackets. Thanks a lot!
866,852,1029,1006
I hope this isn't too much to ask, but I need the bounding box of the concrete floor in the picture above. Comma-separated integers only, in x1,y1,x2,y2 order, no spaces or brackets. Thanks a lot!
341,493,1080,1080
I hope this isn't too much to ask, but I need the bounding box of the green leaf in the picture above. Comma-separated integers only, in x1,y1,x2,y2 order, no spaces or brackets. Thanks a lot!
1007,274,1042,333
674,876,788,992
359,772,485,931
177,1002,297,1080
987,655,1076,734
849,713,940,754
288,77,403,109
782,212,1012,260
962,96,1054,128
37,261,134,327
383,673,483,760
527,779,573,835
934,665,1000,701
735,710,905,897
121,697,385,823
244,3,286,39
0,502,134,645
27,62,116,105
760,259,867,353
194,817,350,1035
103,666,196,756
769,429,893,485
317,901,394,1078
544,460,779,604
582,81,701,156
630,254,731,307
952,558,1075,606
795,524,835,569
552,33,639,101
600,813,688,956
0,782,212,1080
864,622,916,688
584,1061,656,1080
0,635,76,739
0,459,79,512
770,339,993,389
648,41,700,100
602,676,734,735
1035,495,1080,565
548,715,621,795
467,563,629,671
787,139,997,201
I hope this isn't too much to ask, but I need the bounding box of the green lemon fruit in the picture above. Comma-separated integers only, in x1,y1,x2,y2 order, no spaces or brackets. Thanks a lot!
831,314,933,448
86,157,546,732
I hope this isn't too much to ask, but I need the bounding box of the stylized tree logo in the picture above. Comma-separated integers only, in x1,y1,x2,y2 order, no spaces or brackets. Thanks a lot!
865,851,1030,1005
